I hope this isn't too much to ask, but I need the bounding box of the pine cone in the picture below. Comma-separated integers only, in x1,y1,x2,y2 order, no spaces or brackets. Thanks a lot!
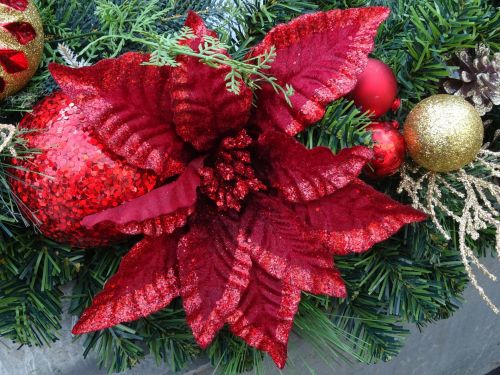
444,44,500,116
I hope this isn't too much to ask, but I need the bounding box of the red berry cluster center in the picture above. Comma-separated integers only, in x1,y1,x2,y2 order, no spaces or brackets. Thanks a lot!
199,130,265,211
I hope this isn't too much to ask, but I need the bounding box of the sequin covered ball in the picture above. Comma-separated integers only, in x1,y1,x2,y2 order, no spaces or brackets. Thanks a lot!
10,92,159,247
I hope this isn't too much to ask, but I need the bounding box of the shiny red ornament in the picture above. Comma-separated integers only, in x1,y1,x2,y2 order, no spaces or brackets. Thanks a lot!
350,58,399,118
364,121,406,177
11,9,427,369
10,93,158,247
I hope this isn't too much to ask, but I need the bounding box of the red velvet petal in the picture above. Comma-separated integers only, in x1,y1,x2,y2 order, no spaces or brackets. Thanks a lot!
239,194,346,297
177,205,252,347
184,11,217,40
248,7,390,135
49,53,190,179
228,265,301,369
72,235,180,334
81,158,203,236
171,13,253,151
291,179,427,255
257,131,373,202
2,22,37,45
113,207,194,237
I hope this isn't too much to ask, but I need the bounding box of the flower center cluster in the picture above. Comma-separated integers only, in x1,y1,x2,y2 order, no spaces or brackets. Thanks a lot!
199,130,265,211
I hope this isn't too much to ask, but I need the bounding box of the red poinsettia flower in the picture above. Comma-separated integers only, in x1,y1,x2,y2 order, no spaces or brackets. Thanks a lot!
50,9,426,368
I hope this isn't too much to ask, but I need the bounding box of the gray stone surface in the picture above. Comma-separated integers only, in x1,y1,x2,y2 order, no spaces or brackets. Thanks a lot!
2,256,499,375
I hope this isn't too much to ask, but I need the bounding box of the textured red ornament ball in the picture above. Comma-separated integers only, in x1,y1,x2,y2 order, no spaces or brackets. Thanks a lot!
364,121,405,177
350,58,399,118
9,92,158,248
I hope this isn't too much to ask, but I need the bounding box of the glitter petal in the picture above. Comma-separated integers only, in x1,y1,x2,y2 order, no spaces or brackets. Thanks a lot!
81,158,204,236
257,131,373,202
177,205,252,347
171,13,253,151
239,193,347,297
228,266,301,369
291,179,427,255
248,7,390,135
72,235,180,334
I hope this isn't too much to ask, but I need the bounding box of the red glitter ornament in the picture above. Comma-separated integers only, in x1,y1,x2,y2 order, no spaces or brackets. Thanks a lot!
350,58,399,118
10,93,158,247
11,9,427,369
364,121,406,177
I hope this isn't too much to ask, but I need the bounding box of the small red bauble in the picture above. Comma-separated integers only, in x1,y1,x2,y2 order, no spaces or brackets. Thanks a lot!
10,92,158,248
350,58,399,118
364,120,405,177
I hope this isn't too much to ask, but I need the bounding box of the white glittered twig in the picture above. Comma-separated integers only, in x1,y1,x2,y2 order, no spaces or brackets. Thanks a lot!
0,124,17,157
398,150,500,313
57,43,90,68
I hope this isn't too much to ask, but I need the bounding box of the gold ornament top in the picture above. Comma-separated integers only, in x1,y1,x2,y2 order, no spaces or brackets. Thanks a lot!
404,94,483,172
0,0,44,101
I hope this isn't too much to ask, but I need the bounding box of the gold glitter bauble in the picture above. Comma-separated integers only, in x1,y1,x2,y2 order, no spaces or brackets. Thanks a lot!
403,94,484,172
0,0,44,101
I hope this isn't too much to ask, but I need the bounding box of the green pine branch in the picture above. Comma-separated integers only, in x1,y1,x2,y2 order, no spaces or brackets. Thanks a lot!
207,329,264,375
0,231,84,346
137,307,201,372
297,98,373,153
0,129,35,234
82,326,146,373
373,0,500,116
0,279,63,346
220,0,319,58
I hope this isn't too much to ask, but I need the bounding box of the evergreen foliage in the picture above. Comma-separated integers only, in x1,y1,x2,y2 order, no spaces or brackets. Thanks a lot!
297,99,372,153
0,0,498,373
